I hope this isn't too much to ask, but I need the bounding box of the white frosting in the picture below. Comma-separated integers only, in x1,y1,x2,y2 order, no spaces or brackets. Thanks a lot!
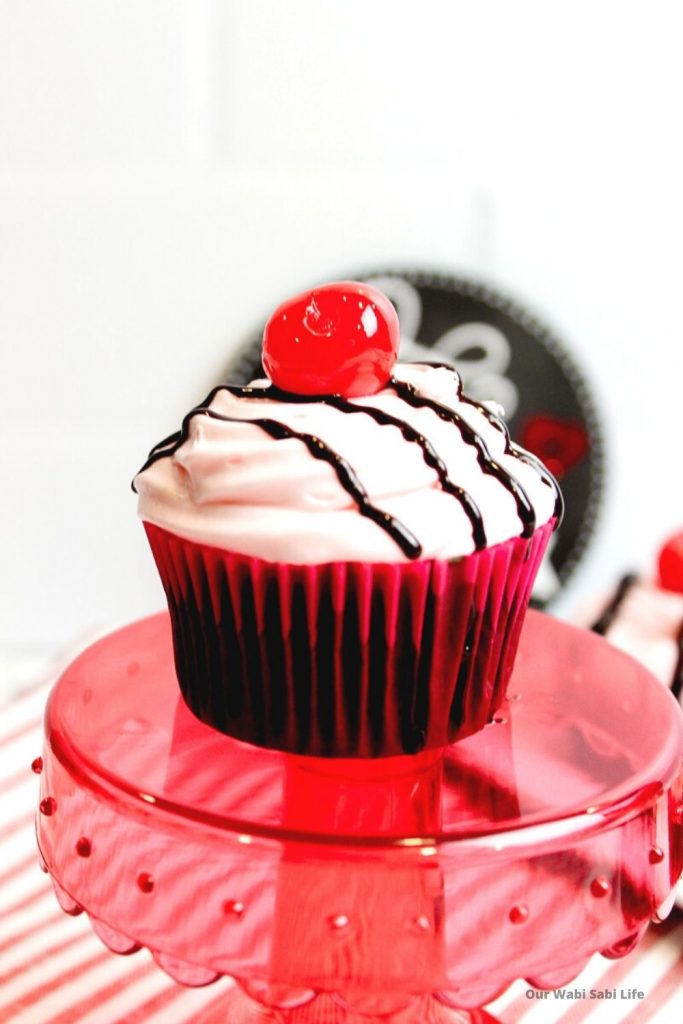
578,581,683,688
135,364,558,563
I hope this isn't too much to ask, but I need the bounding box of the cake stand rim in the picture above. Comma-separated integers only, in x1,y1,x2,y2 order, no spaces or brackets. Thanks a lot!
41,609,683,857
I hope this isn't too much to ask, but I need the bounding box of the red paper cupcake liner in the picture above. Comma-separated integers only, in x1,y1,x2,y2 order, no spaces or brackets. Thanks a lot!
144,520,555,757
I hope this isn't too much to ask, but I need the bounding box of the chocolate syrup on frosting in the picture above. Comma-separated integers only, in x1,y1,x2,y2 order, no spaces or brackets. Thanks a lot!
389,378,537,539
137,400,422,559
269,387,487,550
412,361,564,523
135,368,559,558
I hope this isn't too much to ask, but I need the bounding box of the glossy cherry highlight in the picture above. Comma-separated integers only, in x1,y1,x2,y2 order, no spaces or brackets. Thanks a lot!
262,281,400,397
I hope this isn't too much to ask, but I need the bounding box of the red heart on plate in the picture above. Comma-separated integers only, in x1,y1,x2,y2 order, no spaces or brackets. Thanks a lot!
520,415,589,480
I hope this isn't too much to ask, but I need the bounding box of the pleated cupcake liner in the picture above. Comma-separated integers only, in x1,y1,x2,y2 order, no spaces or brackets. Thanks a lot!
144,520,555,757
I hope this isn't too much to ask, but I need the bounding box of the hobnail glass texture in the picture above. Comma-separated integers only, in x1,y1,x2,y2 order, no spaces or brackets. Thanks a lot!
36,611,683,1023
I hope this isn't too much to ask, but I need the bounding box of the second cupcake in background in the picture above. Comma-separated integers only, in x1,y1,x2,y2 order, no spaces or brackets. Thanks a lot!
134,281,562,757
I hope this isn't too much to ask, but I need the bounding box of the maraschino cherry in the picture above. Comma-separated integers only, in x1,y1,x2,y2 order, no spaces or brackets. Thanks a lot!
658,530,683,594
262,281,400,397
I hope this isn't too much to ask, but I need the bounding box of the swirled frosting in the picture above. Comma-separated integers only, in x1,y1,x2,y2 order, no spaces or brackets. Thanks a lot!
134,363,561,563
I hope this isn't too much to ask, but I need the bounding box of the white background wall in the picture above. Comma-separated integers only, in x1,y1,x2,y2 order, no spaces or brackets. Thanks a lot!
2,1,682,695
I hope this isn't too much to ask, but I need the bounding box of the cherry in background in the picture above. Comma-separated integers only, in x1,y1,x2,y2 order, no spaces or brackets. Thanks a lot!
658,530,683,594
262,281,400,397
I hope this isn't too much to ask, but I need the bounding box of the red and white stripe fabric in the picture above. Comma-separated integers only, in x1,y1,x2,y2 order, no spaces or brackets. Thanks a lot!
1,678,682,1024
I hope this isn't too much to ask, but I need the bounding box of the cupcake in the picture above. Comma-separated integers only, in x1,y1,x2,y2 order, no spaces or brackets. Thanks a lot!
134,281,562,756
579,531,683,701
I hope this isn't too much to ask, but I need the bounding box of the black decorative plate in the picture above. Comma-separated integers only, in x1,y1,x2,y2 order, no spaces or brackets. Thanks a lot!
224,270,604,607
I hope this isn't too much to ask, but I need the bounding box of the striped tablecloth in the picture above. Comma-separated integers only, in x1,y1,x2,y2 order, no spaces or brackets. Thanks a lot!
2,678,682,1024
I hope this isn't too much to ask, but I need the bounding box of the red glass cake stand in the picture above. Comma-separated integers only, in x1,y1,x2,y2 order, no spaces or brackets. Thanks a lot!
36,611,683,1024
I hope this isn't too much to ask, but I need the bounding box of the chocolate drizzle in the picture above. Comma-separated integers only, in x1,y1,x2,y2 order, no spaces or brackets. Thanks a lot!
589,574,683,701
389,378,538,539
590,574,638,636
269,387,487,550
137,399,421,559
464,399,564,524
672,621,683,700
135,365,558,557
412,361,563,524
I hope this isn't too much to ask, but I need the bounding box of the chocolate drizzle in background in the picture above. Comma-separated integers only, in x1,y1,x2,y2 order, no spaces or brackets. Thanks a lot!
590,574,638,636
589,573,683,700
223,270,603,607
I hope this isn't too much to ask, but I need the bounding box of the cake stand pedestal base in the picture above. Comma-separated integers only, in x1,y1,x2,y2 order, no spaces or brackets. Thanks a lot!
195,988,499,1024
